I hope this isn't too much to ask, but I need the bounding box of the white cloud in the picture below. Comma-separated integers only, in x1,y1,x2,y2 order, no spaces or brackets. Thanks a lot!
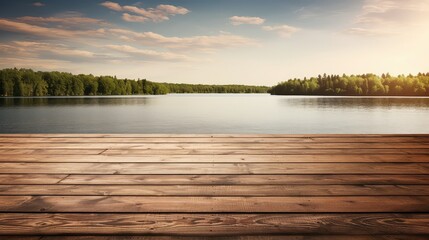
361,0,396,14
16,16,108,28
358,0,429,23
122,5,166,21
157,4,189,15
0,18,106,38
262,25,300,38
14,41,95,58
100,1,122,11
32,2,45,7
347,0,429,36
345,27,394,36
109,28,257,50
0,41,96,60
230,16,265,26
106,44,192,61
122,13,147,22
100,1,189,22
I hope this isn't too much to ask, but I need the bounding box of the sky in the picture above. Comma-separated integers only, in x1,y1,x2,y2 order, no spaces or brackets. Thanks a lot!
0,0,428,86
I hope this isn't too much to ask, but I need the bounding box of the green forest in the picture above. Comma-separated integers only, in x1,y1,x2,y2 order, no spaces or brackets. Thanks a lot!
269,73,429,96
2,68,429,96
0,68,269,96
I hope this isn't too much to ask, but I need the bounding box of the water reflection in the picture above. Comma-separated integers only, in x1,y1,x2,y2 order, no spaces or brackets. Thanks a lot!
278,96,429,109
0,94,428,133
0,96,152,106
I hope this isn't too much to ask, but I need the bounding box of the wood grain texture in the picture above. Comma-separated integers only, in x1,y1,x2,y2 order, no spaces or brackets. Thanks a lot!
57,174,429,185
1,196,428,212
2,142,429,149
103,148,429,155
0,163,427,174
1,184,428,196
0,237,41,240
2,148,429,155
2,174,428,185
1,154,428,163
34,236,429,240
0,134,428,237
0,213,428,235
0,149,103,155
37,236,429,240
0,174,68,184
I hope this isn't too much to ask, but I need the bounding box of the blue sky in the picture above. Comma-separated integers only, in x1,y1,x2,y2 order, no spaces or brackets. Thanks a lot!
0,0,428,85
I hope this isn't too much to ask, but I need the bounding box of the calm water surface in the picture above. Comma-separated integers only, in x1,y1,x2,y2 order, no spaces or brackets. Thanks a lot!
0,94,428,133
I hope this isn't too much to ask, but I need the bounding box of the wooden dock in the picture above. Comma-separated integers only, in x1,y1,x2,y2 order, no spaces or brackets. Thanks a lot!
0,134,428,239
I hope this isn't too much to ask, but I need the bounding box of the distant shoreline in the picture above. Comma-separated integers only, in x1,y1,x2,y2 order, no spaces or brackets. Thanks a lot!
1,68,428,97
269,73,429,96
0,68,269,96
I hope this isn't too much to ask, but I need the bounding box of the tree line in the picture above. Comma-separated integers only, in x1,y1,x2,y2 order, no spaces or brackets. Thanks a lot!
0,68,269,96
269,73,429,96
2,69,429,97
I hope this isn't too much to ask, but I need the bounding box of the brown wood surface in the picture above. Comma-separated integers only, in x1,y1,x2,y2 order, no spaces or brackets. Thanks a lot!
0,213,428,235
0,134,427,238
1,184,428,196
0,162,428,174
103,148,429,155
3,236,429,240
2,142,429,149
2,196,429,212
27,236,429,240
2,174,429,185
57,174,429,185
0,154,427,163
3,148,429,155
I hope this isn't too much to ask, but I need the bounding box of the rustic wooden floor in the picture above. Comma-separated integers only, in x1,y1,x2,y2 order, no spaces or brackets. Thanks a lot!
0,134,428,240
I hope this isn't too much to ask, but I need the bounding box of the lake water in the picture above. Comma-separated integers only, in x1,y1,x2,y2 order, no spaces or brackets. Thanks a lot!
0,94,428,133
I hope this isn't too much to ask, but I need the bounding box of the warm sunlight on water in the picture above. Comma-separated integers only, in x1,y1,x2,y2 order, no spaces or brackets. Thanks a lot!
1,94,428,133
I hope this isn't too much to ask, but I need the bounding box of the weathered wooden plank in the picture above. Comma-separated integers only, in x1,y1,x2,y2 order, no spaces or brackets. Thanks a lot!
0,213,427,235
0,134,428,238
0,137,315,143
0,196,32,210
2,148,429,155
0,174,68,184
32,236,429,240
1,136,428,143
0,154,427,163
1,184,428,196
1,134,428,138
0,149,103,155
0,163,115,174
57,174,429,185
1,196,428,212
2,143,429,149
2,174,428,185
0,237,41,240
0,163,427,174
103,149,429,155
